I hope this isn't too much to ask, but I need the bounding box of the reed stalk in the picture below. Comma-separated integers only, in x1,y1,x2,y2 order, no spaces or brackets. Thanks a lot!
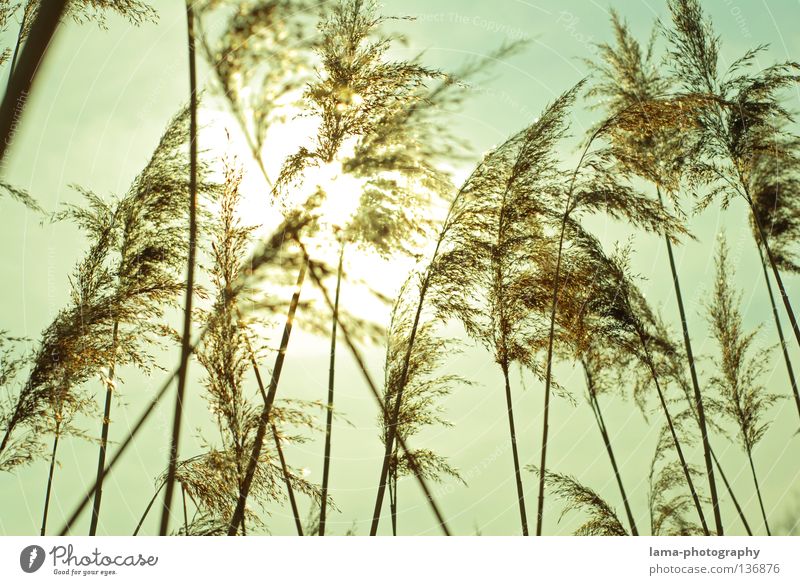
319,238,345,535
159,0,198,536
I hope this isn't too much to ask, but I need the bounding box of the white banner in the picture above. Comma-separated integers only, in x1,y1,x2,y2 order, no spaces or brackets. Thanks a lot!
0,537,797,584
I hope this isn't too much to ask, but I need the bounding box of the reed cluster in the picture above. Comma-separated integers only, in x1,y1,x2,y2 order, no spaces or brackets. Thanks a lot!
0,0,798,536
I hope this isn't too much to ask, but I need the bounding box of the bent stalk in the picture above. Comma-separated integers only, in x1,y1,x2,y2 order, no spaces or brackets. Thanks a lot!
755,241,800,419
227,258,308,535
582,362,638,535
638,330,710,535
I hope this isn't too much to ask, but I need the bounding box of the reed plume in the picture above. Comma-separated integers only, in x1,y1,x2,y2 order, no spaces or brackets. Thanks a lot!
190,158,321,534
747,134,800,418
529,466,628,536
85,105,217,535
663,0,800,358
587,10,724,535
275,0,449,534
0,193,118,469
1,190,131,533
571,235,709,534
532,96,685,535
58,212,312,536
543,243,642,535
367,43,523,534
379,278,465,535
706,236,779,535
196,0,321,188
649,425,706,536
432,86,587,535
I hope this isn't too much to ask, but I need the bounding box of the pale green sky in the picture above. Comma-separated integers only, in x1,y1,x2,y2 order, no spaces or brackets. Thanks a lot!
1,0,799,536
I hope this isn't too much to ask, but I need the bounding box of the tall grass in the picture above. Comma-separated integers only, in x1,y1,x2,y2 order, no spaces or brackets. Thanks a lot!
433,87,586,535
587,11,723,534
275,0,454,533
532,105,685,535
1,192,122,533
54,215,312,536
3,0,800,538
87,106,208,534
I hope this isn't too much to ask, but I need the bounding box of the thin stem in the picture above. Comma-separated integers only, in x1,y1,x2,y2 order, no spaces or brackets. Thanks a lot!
746,193,800,353
159,0,199,536
89,320,120,535
303,252,451,535
710,447,753,535
638,327,710,535
389,464,398,536
40,423,61,536
132,480,167,536
582,361,638,536
272,424,303,536
227,257,308,535
320,239,345,536
369,165,484,536
755,239,800,419
181,484,189,535
537,129,600,536
746,447,771,535
236,306,304,537
502,361,529,535
536,197,569,537
658,186,722,535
